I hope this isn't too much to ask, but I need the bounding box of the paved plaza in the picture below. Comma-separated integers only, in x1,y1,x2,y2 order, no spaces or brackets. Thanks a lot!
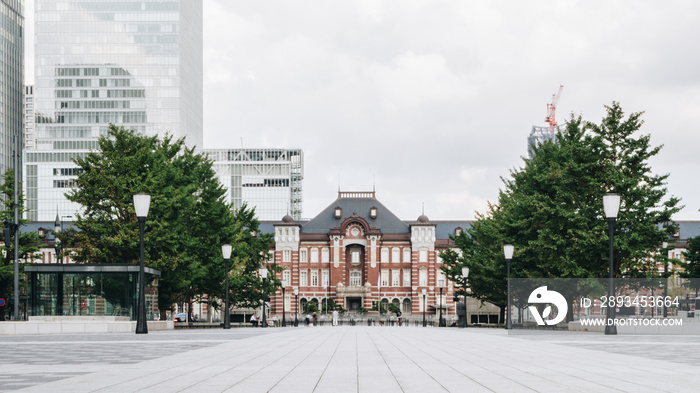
2,326,700,392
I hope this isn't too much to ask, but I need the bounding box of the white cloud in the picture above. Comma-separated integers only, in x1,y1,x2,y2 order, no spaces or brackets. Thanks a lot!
199,0,700,221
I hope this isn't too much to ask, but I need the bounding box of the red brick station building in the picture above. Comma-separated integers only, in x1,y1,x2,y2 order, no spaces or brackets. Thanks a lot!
260,191,486,322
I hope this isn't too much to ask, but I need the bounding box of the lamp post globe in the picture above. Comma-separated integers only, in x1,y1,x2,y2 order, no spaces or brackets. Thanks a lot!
504,244,514,330
260,267,268,328
222,244,232,329
603,193,621,335
133,193,151,334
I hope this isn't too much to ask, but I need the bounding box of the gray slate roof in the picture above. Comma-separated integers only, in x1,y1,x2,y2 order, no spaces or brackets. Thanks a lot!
302,197,409,234
678,221,700,240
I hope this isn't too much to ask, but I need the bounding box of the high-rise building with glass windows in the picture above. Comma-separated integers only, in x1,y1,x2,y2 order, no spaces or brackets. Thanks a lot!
1,0,24,182
24,85,34,150
25,0,202,221
205,149,304,221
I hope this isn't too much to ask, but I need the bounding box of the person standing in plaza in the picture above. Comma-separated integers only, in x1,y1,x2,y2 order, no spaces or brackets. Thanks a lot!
332,309,339,326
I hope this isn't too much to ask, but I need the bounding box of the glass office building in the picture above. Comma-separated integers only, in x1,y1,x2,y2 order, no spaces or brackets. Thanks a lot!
205,149,305,221
0,0,24,180
25,0,202,221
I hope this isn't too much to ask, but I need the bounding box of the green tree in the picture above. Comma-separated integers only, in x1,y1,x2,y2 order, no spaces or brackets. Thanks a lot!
441,103,681,322
589,102,681,277
63,125,277,318
0,170,42,319
440,210,508,323
225,204,279,312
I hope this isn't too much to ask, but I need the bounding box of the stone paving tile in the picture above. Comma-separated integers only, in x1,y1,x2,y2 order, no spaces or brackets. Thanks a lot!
6,326,700,392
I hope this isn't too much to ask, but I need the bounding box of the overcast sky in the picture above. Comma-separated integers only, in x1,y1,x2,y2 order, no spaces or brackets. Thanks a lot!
26,1,700,222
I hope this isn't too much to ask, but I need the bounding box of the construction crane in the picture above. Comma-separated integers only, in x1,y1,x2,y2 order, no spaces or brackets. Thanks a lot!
544,85,563,134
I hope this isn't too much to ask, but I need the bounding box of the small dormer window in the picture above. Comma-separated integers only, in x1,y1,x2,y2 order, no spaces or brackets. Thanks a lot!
334,207,342,219
370,207,378,219
455,227,462,236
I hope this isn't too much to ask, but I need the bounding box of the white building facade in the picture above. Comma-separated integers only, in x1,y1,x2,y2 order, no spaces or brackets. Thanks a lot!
24,85,34,150
205,148,304,221
25,0,202,221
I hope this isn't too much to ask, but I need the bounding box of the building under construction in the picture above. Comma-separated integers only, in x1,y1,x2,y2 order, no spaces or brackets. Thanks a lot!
528,85,563,158
527,125,561,158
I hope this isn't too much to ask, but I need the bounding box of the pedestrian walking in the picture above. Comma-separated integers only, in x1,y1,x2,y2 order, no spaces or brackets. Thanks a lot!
332,309,339,326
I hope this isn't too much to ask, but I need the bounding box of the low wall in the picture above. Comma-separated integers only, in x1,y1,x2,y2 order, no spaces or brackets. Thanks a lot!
0,316,174,336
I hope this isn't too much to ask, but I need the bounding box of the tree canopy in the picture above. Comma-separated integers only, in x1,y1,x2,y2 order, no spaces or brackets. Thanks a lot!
441,103,681,317
0,170,42,319
64,124,277,316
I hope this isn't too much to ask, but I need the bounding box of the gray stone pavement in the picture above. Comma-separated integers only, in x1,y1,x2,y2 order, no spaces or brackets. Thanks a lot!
2,326,700,392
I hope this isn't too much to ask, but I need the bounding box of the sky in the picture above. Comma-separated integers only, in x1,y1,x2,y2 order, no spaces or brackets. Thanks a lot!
25,0,700,222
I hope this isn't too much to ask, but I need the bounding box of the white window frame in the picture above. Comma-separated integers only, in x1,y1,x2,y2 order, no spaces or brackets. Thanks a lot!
351,250,360,263
381,247,389,263
419,249,428,263
300,270,308,286
403,269,410,286
381,269,389,287
392,248,400,263
403,248,411,263
311,247,319,263
321,247,330,263
282,270,290,287
311,270,319,286
419,268,427,286
300,249,308,263
322,270,329,288
436,270,446,288
350,270,362,286
392,269,400,287
284,294,291,312
282,249,291,263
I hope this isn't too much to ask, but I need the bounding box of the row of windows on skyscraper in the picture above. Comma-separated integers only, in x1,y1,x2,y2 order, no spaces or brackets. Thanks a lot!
6,1,303,222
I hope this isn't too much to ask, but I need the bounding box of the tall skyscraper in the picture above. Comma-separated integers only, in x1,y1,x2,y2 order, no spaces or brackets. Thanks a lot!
0,0,24,181
205,149,304,221
26,0,202,221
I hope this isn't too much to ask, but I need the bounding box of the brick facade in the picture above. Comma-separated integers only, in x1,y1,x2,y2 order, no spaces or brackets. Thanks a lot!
266,191,468,319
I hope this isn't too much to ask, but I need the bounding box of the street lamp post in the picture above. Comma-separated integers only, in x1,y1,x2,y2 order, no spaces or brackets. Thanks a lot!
439,287,444,327
462,267,470,328
662,242,668,318
282,287,286,327
603,193,621,335
133,193,151,334
222,244,232,329
53,215,65,316
54,214,62,264
504,244,514,330
294,287,299,327
422,289,427,327
260,267,268,328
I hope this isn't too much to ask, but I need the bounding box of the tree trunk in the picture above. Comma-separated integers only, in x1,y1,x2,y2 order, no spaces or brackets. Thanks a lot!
207,298,213,323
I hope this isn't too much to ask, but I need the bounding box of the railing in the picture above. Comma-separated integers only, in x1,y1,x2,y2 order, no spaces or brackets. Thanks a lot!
338,191,376,199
